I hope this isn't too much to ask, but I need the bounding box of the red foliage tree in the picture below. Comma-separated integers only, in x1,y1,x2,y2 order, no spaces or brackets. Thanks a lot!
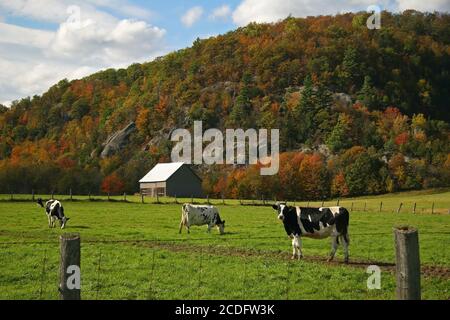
395,132,409,145
101,173,125,195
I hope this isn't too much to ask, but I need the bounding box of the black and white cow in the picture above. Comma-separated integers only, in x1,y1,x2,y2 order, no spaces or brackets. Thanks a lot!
272,203,350,263
37,198,70,229
179,204,225,235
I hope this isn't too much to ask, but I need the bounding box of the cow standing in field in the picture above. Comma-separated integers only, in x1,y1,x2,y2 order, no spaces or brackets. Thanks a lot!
179,204,226,235
272,203,350,263
37,198,70,229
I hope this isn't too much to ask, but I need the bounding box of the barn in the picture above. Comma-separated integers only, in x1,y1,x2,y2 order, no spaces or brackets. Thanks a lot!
139,162,204,198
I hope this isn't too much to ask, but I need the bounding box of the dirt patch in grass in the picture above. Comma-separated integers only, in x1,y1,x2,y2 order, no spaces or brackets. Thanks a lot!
125,240,450,280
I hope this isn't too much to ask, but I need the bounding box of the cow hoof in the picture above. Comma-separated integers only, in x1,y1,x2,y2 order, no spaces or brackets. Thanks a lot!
344,259,349,264
291,256,296,260
327,257,334,263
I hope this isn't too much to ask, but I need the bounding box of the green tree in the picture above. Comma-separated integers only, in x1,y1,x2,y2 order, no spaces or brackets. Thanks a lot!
0,104,7,114
294,76,315,144
326,114,352,153
228,73,253,128
357,76,379,110
339,47,361,92
70,98,90,120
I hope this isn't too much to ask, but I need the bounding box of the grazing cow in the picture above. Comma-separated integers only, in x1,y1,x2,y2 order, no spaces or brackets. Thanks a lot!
179,204,225,235
272,203,350,263
37,198,70,229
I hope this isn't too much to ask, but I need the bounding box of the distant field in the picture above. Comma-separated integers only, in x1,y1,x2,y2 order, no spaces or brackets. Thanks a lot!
0,189,449,300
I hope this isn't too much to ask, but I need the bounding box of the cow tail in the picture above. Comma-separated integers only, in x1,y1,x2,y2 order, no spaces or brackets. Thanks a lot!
341,208,350,245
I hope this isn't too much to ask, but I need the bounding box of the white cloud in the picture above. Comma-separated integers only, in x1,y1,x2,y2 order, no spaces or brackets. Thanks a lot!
0,0,154,23
0,1,167,103
397,0,450,12
232,0,448,26
181,6,204,27
210,5,231,21
0,22,53,48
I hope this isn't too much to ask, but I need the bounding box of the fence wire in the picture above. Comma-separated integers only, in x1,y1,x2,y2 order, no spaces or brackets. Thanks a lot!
0,235,448,300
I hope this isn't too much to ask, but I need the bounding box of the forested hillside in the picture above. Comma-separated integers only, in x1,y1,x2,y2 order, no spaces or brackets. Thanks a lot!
0,11,449,200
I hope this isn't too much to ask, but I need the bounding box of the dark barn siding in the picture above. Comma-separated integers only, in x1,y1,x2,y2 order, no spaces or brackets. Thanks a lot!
166,165,204,198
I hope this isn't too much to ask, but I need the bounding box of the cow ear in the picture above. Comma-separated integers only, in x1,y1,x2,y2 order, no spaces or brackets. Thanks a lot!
272,204,278,210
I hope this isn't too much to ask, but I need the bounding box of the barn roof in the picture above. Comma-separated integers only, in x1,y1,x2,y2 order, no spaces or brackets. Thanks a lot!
139,162,192,183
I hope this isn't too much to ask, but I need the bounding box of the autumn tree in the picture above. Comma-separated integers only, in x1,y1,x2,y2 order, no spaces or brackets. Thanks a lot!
101,173,125,195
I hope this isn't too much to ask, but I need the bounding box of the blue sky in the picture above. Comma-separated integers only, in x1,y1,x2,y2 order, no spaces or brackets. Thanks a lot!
0,0,449,104
2,0,242,50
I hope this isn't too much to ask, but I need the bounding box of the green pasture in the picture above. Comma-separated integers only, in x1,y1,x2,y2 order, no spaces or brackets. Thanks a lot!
0,189,449,300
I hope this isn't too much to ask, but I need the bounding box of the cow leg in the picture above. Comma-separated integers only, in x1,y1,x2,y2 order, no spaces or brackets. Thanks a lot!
292,236,303,260
328,236,339,262
47,215,52,228
207,224,212,233
179,220,184,234
296,236,303,260
341,235,350,264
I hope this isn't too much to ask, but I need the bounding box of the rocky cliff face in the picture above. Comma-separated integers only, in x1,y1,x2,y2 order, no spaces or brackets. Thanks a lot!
100,122,136,158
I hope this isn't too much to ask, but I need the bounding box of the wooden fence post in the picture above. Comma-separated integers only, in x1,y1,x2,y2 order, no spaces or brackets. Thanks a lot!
394,227,421,300
413,203,417,214
141,193,144,204
107,193,110,201
10,191,13,201
351,202,354,212
88,192,91,201
379,202,383,212
336,199,340,206
123,193,127,202
70,188,73,201
59,233,81,300
174,194,177,204
32,189,35,202
51,191,54,200
431,203,435,214
222,194,225,205
397,203,403,214
191,195,194,204
364,202,367,212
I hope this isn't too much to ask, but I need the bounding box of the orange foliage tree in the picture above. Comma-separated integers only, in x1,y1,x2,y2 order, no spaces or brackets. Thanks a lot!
101,173,125,195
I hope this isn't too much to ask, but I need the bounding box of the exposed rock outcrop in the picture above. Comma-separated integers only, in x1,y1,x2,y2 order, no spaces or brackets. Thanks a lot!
100,122,136,158
332,92,353,109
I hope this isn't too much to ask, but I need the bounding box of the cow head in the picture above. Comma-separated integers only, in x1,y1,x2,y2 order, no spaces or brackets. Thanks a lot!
37,198,44,208
60,217,70,229
272,202,287,221
217,220,225,235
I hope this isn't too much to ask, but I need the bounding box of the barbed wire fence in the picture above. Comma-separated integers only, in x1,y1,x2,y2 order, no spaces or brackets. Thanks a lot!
0,231,449,300
1,191,449,215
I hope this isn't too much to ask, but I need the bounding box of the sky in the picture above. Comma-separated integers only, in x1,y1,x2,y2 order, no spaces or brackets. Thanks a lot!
0,0,449,106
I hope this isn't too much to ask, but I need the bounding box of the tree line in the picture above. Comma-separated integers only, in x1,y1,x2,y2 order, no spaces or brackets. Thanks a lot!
0,11,449,198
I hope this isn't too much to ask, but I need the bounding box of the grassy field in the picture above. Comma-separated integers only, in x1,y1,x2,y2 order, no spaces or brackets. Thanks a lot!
0,189,449,300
